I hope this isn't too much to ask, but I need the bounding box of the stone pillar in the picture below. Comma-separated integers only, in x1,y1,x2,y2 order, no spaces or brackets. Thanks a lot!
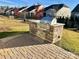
50,23,64,43
29,21,37,35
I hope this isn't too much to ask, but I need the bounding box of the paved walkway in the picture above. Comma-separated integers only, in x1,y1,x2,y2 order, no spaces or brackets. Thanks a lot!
0,33,47,49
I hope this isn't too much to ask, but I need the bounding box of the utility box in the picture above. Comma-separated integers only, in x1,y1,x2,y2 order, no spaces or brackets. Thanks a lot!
29,15,64,43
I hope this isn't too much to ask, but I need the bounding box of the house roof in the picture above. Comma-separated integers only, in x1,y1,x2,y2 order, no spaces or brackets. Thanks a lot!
19,7,27,12
18,5,41,12
26,5,41,11
72,4,79,12
44,4,69,12
5,8,14,12
19,7,26,10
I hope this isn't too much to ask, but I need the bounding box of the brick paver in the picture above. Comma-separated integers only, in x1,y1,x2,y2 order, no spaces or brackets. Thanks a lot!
0,44,79,59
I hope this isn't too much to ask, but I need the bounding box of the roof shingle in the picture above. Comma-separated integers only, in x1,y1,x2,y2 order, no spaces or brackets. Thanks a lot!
44,4,69,12
72,4,79,12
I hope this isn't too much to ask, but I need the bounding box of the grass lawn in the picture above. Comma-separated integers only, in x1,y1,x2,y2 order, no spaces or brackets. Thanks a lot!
0,16,29,38
57,29,79,55
0,16,29,32
0,32,28,39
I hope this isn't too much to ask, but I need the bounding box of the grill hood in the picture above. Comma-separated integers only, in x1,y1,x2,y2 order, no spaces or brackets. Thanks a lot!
40,15,57,25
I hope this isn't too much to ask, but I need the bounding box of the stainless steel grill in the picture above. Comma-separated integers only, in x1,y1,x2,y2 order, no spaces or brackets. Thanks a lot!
40,15,57,25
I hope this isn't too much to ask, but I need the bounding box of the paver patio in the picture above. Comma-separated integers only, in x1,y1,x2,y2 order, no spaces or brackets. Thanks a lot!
0,33,78,59
0,33,47,48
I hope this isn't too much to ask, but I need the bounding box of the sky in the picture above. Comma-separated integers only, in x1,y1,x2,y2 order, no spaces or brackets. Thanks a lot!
0,0,79,10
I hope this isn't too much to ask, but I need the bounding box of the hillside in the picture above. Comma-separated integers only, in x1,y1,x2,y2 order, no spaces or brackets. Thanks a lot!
57,29,79,55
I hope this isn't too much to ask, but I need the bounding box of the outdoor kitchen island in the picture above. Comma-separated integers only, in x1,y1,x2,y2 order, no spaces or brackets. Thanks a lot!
0,16,78,59
29,15,64,43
